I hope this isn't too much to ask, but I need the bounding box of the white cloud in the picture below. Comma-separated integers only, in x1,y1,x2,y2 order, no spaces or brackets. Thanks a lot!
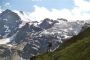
29,0,90,21
74,0,90,11
4,2,11,7
0,6,2,13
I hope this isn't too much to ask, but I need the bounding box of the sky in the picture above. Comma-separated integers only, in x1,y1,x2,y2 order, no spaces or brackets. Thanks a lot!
0,0,75,11
0,0,90,21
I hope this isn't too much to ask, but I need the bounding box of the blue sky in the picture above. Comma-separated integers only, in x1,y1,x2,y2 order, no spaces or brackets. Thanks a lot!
1,0,90,21
1,0,75,11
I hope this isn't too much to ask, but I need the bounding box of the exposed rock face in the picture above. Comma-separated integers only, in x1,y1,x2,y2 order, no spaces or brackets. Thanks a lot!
0,9,22,38
0,46,11,60
0,45,21,60
39,18,58,29
0,9,88,60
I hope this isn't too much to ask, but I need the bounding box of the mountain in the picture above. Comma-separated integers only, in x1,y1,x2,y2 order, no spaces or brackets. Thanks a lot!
39,18,58,29
30,26,90,60
0,9,89,60
0,9,22,38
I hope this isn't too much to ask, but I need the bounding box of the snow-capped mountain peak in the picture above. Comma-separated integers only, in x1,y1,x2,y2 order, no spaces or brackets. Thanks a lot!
0,9,89,60
14,10,32,22
0,9,22,38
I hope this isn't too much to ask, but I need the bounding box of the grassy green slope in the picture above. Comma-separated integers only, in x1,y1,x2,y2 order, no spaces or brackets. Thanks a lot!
31,27,90,60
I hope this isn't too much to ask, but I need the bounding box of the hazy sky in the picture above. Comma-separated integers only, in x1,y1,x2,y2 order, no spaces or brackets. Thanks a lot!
0,0,74,11
0,0,90,21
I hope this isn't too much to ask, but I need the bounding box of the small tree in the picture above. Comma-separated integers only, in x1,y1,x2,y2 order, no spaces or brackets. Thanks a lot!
47,41,52,52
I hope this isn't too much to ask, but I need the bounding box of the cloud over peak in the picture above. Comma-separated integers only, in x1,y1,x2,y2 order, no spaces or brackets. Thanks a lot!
29,0,90,21
0,0,90,22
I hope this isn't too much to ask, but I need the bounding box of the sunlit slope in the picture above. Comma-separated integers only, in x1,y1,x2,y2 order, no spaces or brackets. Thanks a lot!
31,27,90,60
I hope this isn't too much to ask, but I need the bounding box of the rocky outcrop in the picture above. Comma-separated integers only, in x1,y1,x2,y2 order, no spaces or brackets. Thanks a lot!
0,9,88,60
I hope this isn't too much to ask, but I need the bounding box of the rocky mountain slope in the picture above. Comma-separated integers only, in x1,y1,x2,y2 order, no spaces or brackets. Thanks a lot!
0,9,89,60
30,24,90,60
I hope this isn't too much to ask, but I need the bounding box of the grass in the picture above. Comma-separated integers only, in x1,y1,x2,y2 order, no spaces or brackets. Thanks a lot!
30,27,90,60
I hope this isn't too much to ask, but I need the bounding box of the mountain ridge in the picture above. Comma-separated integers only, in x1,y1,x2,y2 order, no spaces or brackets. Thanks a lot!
0,9,89,60
30,26,90,60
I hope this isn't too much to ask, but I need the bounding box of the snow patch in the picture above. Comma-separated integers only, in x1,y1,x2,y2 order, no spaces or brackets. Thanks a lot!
0,38,11,44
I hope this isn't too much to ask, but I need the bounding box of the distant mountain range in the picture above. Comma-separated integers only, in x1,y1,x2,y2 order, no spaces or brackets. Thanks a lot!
0,9,89,60
31,23,90,60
